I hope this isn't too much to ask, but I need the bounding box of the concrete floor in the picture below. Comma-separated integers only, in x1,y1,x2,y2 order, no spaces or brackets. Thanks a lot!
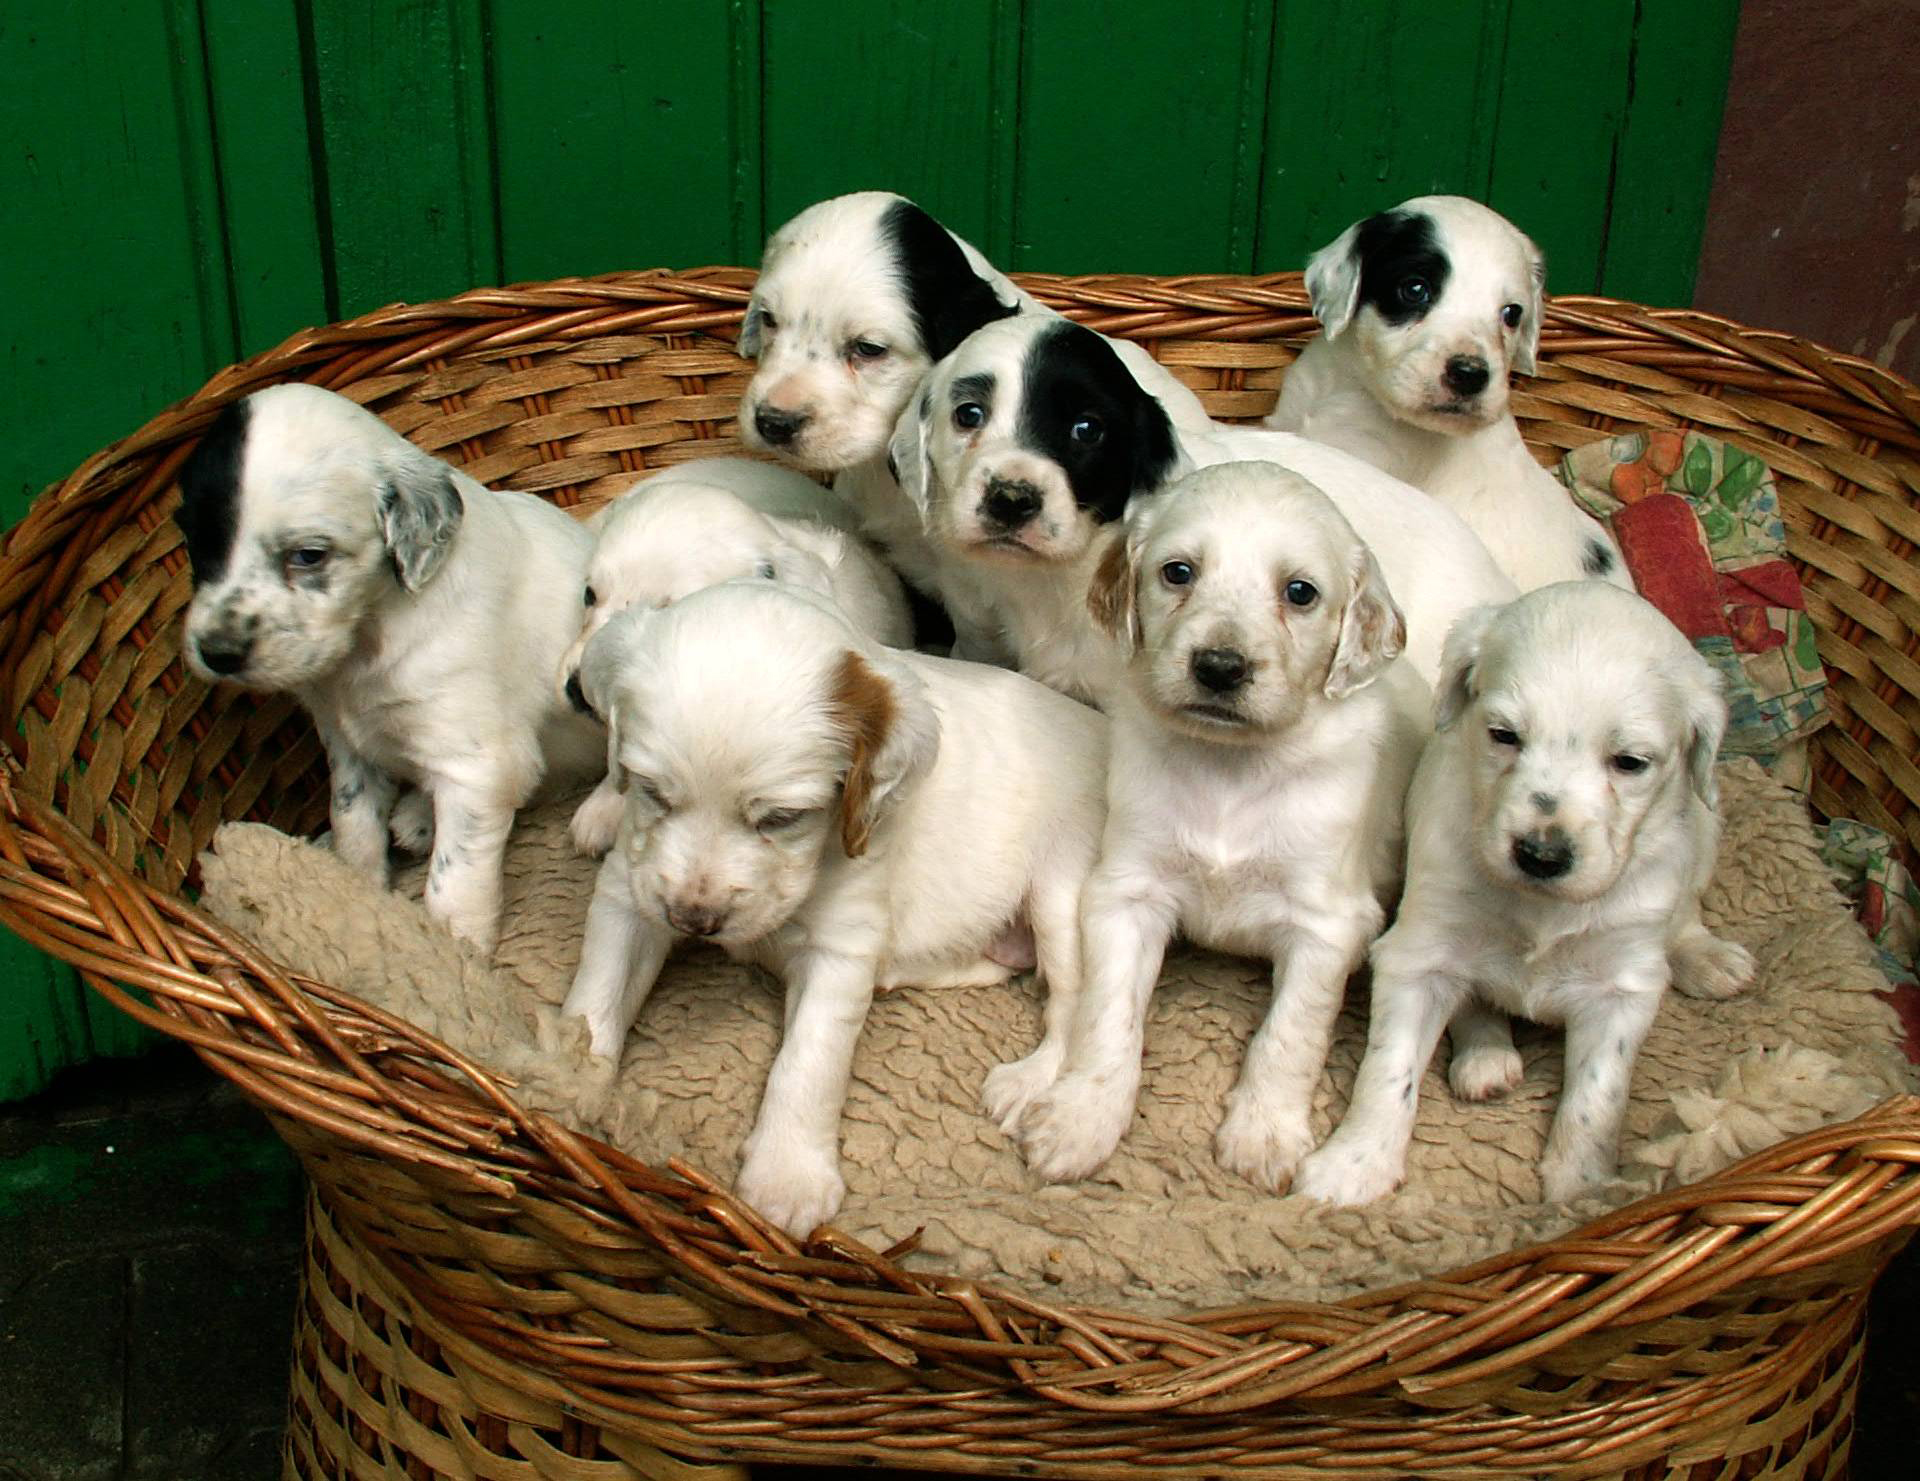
1,1047,1912,1479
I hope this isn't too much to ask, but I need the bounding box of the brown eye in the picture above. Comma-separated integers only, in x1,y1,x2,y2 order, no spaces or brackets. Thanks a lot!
1488,725,1521,748
851,339,888,361
1283,579,1318,607
1610,752,1649,774
1502,303,1524,329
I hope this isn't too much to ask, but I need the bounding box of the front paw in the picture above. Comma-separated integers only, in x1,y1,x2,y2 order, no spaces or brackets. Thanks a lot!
570,785,625,857
388,789,434,856
1449,1040,1524,1102
1671,932,1756,1001
1015,1071,1134,1182
982,1045,1063,1133
1294,1131,1407,1207
1213,1089,1315,1192
1538,1141,1617,1202
734,1142,846,1238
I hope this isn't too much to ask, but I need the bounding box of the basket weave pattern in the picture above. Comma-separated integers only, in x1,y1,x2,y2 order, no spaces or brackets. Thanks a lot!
1,270,1918,1478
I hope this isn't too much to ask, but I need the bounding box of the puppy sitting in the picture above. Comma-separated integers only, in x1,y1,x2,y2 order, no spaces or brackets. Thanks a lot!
1295,583,1755,1208
1267,195,1630,594
1005,464,1428,1191
561,581,1107,1236
175,384,602,952
558,458,911,855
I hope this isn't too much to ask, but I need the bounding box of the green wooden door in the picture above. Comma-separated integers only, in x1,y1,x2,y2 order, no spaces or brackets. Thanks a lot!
0,0,1737,1098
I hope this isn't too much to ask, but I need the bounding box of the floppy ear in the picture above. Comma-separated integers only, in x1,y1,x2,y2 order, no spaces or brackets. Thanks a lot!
887,389,935,513
1324,543,1407,699
576,607,650,787
1679,655,1729,808
1304,221,1364,340
737,289,767,359
1086,527,1144,655
1514,237,1547,376
830,649,940,858
378,451,464,592
1126,385,1182,498
1432,603,1503,731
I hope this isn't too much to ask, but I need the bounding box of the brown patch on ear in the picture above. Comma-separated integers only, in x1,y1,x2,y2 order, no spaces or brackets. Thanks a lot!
829,649,896,858
1086,534,1136,642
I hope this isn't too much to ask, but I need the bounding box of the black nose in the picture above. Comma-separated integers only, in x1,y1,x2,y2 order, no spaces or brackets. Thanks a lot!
1444,356,1490,397
196,636,250,676
981,478,1044,530
1512,831,1574,881
668,903,726,938
753,405,809,446
1190,647,1250,694
564,671,592,715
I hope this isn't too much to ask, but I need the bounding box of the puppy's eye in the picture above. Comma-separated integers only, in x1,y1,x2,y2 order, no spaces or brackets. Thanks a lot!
634,778,671,812
754,806,813,833
1070,415,1105,446
758,309,778,333
1610,752,1650,775
1161,560,1194,587
283,546,330,577
1397,277,1432,308
583,585,597,607
1501,302,1524,329
850,339,889,361
1283,579,1318,607
755,560,777,580
1488,725,1521,749
953,402,987,431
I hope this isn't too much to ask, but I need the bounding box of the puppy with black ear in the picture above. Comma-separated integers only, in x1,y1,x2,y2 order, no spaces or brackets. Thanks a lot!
1005,463,1429,1191
561,581,1108,1237
175,383,603,953
1267,196,1628,595
1295,582,1754,1209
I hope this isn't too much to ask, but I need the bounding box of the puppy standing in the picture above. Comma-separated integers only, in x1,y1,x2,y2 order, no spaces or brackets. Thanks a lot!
1268,196,1630,594
176,384,603,952
1003,464,1428,1190
561,582,1107,1236
1295,583,1754,1207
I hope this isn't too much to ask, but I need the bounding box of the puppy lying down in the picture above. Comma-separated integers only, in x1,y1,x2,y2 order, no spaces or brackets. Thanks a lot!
204,754,1911,1308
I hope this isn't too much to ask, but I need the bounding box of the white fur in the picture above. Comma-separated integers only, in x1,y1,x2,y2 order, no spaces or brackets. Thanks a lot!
1268,195,1630,594
560,581,1108,1236
1006,465,1429,1191
179,384,602,953
1295,582,1755,1207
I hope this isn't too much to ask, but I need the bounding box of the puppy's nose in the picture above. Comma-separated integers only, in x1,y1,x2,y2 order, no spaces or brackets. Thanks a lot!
753,405,809,447
1444,356,1491,397
564,671,592,715
1190,647,1250,694
981,478,1043,530
667,902,727,938
195,635,251,676
1512,830,1574,881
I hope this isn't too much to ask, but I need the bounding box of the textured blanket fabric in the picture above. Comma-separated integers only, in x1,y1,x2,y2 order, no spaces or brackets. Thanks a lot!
201,759,1913,1311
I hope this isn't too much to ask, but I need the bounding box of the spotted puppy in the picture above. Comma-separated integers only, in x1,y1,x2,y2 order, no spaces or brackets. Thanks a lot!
175,384,602,952
1267,195,1629,594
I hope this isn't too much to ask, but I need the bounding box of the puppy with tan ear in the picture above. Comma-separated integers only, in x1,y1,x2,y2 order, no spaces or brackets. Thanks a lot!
1005,463,1430,1191
560,581,1108,1237
1295,582,1754,1209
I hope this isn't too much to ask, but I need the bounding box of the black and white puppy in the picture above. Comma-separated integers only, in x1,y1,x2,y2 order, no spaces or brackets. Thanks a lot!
175,384,603,953
1267,195,1629,594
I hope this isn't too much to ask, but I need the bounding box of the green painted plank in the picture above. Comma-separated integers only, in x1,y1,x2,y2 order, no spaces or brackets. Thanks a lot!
1485,2,1633,295
760,1,1000,251
490,1,736,280
0,933,91,1103
1599,0,1740,307
1014,0,1274,274
1258,0,1512,271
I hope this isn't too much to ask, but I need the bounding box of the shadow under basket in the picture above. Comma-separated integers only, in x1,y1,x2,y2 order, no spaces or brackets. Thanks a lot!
3,268,1919,1480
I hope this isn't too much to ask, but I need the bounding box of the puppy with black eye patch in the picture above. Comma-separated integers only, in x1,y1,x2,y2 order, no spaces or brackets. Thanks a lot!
1004,463,1430,1192
1267,195,1629,594
175,383,603,954
560,581,1108,1237
1295,582,1754,1209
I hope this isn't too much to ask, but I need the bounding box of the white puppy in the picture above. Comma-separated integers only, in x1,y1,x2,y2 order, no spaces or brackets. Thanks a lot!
558,458,912,855
890,313,1517,701
1003,464,1429,1191
561,581,1108,1236
1295,583,1755,1208
1267,196,1630,594
175,384,602,952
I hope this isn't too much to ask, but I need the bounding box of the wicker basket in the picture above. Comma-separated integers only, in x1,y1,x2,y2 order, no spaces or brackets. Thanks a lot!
2,270,1918,1480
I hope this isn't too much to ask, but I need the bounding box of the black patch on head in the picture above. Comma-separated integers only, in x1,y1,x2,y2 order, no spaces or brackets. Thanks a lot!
1354,209,1450,327
175,398,251,585
1583,539,1615,576
1016,321,1179,523
881,199,1019,360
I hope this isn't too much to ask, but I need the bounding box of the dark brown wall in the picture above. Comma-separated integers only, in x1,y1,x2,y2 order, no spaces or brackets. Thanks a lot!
1694,0,1920,382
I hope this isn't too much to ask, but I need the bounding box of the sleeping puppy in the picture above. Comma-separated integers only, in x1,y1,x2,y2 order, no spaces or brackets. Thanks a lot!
558,458,912,855
890,313,1517,700
1266,196,1630,594
1003,464,1429,1190
175,383,602,953
1294,583,1755,1208
561,581,1108,1236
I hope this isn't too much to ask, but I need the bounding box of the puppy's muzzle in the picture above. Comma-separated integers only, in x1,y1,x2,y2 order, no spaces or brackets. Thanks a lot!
1190,646,1251,695
753,405,810,448
980,478,1044,532
1511,828,1574,882
666,901,728,938
195,633,253,677
1443,355,1490,398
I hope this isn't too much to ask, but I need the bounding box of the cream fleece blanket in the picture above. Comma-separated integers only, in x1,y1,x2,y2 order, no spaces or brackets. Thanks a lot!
201,760,1913,1311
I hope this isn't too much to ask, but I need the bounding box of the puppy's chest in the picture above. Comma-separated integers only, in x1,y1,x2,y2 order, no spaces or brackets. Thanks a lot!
1471,915,1668,1019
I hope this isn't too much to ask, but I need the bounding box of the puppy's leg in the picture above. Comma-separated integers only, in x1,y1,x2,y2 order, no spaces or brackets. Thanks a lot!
1669,895,1755,1001
735,947,877,1237
1215,912,1373,1191
423,785,517,954
388,788,434,857
1538,986,1662,1201
321,733,398,886
1447,1002,1523,1102
560,851,674,1060
569,775,626,857
1295,964,1469,1206
982,870,1085,1132
1014,882,1175,1182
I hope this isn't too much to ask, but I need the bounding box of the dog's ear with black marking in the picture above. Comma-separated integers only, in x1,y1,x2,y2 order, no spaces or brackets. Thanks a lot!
829,648,940,858
378,448,464,592
1304,220,1366,340
1325,543,1407,699
1514,236,1547,376
886,387,936,513
882,198,1020,360
1432,602,1504,732
1126,381,1182,498
175,397,252,586
737,289,768,359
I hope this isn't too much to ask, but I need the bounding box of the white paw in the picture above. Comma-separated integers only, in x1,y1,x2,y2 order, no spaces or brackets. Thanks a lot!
982,1045,1063,1133
1449,1041,1524,1102
734,1143,846,1237
1213,1090,1316,1192
1015,1072,1134,1182
570,785,625,857
1294,1132,1407,1207
428,889,500,957
1671,933,1756,1000
388,790,434,856
1538,1143,1616,1203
